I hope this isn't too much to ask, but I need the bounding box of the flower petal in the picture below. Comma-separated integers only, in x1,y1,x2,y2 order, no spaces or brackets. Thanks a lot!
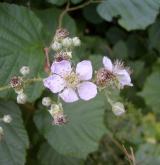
51,60,72,77
78,82,97,101
116,69,133,88
76,60,92,80
103,56,113,72
59,88,79,103
43,75,65,93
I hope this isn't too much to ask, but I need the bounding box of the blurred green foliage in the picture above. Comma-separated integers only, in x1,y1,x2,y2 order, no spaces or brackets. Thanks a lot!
0,0,160,165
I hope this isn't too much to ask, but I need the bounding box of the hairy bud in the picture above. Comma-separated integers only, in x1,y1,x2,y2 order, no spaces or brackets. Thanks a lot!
51,41,62,51
17,93,27,104
42,97,52,107
20,66,30,76
112,102,125,116
55,51,72,62
72,37,81,47
62,37,73,48
3,115,12,123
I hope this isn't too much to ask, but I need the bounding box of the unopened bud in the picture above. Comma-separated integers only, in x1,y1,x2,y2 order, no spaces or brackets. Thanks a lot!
62,37,72,48
17,93,27,104
20,66,30,76
3,115,12,123
112,102,125,116
42,97,52,107
72,37,81,47
51,41,62,51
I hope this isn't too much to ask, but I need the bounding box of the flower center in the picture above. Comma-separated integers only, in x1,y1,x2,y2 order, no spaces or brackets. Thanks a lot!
65,72,79,88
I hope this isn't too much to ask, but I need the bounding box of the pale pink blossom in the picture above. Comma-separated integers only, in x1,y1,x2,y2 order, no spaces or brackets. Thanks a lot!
103,56,133,88
43,60,97,103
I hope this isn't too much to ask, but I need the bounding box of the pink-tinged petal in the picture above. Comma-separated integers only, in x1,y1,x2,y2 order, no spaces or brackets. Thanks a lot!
76,60,92,80
51,60,72,77
43,75,65,93
59,88,79,103
103,56,113,72
116,69,133,88
78,82,97,101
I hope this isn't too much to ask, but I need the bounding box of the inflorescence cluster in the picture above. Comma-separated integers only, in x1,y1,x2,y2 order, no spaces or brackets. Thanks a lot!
8,28,133,126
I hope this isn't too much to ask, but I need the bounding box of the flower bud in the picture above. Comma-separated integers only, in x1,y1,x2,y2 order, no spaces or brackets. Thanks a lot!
72,37,81,47
112,102,125,116
3,115,12,123
17,93,27,104
62,37,72,48
42,97,52,107
20,66,30,76
51,41,62,51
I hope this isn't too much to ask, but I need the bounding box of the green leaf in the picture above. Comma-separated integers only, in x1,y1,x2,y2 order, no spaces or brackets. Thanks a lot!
0,3,45,102
136,143,160,165
34,95,106,158
83,4,103,24
149,19,160,52
112,40,128,60
139,72,160,114
34,8,76,45
38,143,84,165
0,101,29,165
97,0,160,30
47,0,67,6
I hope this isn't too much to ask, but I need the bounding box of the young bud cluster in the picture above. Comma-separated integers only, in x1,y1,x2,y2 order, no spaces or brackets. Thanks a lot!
42,97,67,125
51,28,81,61
10,66,30,104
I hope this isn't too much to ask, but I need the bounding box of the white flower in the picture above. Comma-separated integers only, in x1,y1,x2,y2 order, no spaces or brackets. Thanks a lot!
43,60,97,103
3,115,12,123
62,37,73,48
42,97,52,107
17,93,27,104
103,56,133,88
51,41,62,51
112,102,125,116
72,37,81,47
20,66,30,76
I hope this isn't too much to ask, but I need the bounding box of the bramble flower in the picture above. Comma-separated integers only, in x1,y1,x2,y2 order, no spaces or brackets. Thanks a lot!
97,56,133,88
43,60,97,103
